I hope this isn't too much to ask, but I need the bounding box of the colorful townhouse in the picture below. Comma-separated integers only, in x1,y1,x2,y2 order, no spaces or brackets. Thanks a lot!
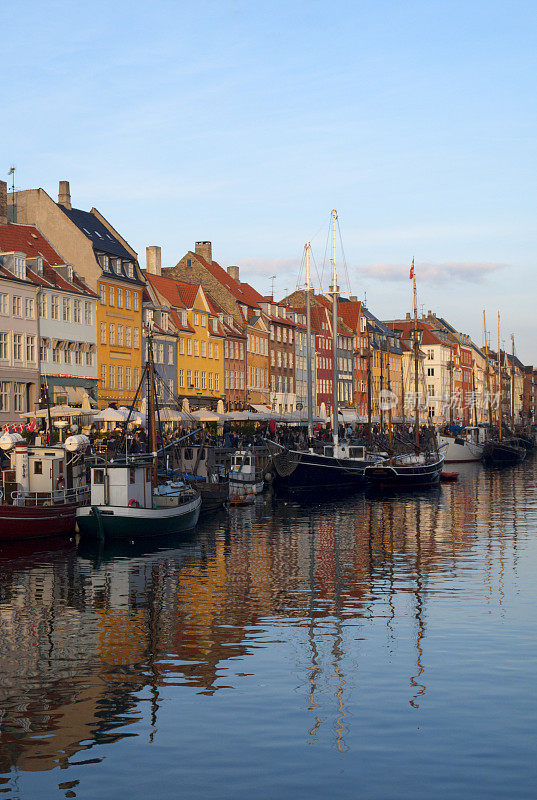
0,220,98,409
142,247,179,404
259,300,297,413
11,180,144,407
163,241,270,409
141,267,225,410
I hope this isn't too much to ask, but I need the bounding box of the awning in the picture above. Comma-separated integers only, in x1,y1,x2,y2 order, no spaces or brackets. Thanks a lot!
338,409,360,423
250,404,272,414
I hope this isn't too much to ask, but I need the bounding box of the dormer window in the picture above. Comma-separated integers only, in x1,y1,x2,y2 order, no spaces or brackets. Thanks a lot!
161,311,168,330
126,263,134,278
102,255,109,269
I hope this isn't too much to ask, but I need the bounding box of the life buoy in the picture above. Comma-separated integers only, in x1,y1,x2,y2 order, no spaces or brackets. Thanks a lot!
128,499,140,508
56,475,65,491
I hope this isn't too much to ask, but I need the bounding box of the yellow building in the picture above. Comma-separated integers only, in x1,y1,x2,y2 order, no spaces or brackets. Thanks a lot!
12,180,144,406
145,274,225,409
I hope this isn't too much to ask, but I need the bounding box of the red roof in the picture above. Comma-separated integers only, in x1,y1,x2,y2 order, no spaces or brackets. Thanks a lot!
192,253,265,308
338,300,362,331
385,320,451,347
143,272,187,309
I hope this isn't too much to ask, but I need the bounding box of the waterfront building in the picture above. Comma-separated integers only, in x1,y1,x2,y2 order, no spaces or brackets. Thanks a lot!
142,247,179,404
141,269,225,410
10,180,144,407
0,220,98,409
163,242,269,408
260,300,297,413
337,298,369,419
209,298,246,410
285,308,315,416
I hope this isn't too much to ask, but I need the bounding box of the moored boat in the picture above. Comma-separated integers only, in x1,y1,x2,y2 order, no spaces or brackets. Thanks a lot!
228,448,264,503
364,451,444,489
481,439,526,466
437,426,486,462
0,434,90,540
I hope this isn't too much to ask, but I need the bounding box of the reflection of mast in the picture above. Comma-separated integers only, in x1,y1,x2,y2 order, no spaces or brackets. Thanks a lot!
331,519,347,753
409,501,426,708
307,520,322,743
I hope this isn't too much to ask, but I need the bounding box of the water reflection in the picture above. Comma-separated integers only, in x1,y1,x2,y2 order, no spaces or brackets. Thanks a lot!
0,456,535,794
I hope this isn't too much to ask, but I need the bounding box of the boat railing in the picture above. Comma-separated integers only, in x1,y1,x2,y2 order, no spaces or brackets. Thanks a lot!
9,485,90,506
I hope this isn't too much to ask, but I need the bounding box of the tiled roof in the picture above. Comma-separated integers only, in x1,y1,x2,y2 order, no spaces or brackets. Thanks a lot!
143,272,187,309
59,206,133,260
337,300,361,331
192,253,265,308
0,223,97,296
385,320,451,347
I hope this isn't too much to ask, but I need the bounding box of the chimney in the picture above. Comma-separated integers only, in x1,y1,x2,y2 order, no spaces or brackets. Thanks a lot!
0,180,6,225
58,180,71,210
146,245,162,276
227,265,240,282
195,241,212,263
406,312,411,320
349,295,358,302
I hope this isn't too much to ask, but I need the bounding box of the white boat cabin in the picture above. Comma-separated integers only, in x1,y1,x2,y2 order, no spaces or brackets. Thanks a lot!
0,435,88,505
323,443,366,460
90,462,153,509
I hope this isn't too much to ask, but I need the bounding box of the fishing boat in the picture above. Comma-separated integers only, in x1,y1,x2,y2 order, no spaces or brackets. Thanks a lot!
268,214,382,495
0,433,90,540
172,439,228,514
365,259,444,489
77,334,201,539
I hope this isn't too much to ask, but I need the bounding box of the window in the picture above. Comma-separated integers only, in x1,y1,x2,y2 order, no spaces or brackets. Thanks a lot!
13,334,22,361
0,382,10,411
74,299,81,323
0,332,8,360
179,369,185,388
12,296,22,317
202,371,206,389
100,285,106,305
157,343,163,363
25,298,35,319
187,339,191,355
40,340,48,362
26,336,35,362
109,287,114,306
13,382,24,412
427,367,434,376
118,366,123,390
133,292,139,311
84,302,92,325
133,328,139,348
201,342,206,357
127,264,134,279
126,327,132,347
94,468,105,485
118,325,124,346
109,365,115,389
179,338,184,355
109,324,115,346
215,373,219,391
100,364,107,388
125,290,131,309
53,346,61,363
187,369,191,388
117,289,123,308
61,297,71,322
75,348,83,365
34,461,42,475
201,314,206,327
194,341,199,356
0,293,7,315
100,322,106,344
134,367,139,387
214,344,218,359
224,340,228,358
194,370,199,389
125,366,131,390
51,295,59,320
194,312,199,325
64,348,72,364
168,346,173,365
187,259,192,267
209,372,214,389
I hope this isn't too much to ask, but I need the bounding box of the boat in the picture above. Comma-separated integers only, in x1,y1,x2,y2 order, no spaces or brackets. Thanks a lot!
172,440,229,514
228,448,264,504
0,433,90,540
77,334,201,539
440,471,459,482
437,426,486,462
365,260,444,489
267,215,382,495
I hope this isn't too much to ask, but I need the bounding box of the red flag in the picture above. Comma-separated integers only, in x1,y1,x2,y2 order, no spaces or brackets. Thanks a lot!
409,258,415,279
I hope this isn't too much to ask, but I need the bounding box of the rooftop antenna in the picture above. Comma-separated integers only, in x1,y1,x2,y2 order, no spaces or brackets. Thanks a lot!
8,166,15,222
364,290,367,306
269,275,276,299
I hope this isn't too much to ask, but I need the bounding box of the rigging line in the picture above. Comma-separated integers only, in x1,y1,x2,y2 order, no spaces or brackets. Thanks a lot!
310,247,323,293
319,217,331,291
296,245,307,290
336,216,352,295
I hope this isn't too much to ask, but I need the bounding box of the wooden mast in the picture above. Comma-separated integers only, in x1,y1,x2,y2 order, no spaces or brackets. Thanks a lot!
472,360,478,427
146,331,158,488
412,259,419,451
305,242,314,440
483,311,493,430
330,210,339,449
497,312,502,441
511,334,515,430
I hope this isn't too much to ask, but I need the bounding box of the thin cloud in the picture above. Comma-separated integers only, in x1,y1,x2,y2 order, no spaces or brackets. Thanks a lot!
239,257,301,276
354,261,507,283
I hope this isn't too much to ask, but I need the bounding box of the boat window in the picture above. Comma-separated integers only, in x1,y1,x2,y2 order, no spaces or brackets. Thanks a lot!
94,469,104,484
129,467,136,484
349,447,365,459
243,458,250,466
324,447,334,457
200,448,205,459
33,461,42,474
146,468,152,482
58,461,64,473
184,448,193,460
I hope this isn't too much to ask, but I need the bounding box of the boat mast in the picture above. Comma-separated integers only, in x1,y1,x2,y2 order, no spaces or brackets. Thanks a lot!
497,312,502,441
472,360,478,427
483,311,493,430
511,334,515,430
330,210,339,449
147,332,158,488
305,242,314,440
412,259,419,451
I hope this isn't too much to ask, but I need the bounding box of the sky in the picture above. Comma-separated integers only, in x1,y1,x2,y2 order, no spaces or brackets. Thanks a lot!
2,0,536,360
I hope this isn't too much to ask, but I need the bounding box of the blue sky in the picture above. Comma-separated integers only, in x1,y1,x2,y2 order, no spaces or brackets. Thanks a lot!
3,0,536,360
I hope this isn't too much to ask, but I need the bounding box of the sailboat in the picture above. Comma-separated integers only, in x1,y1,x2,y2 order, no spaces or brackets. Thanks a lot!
364,260,444,488
268,212,382,495
481,313,525,466
76,334,201,539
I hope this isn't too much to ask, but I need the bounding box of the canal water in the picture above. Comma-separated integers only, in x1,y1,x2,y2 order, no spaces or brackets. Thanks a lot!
1,458,536,800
